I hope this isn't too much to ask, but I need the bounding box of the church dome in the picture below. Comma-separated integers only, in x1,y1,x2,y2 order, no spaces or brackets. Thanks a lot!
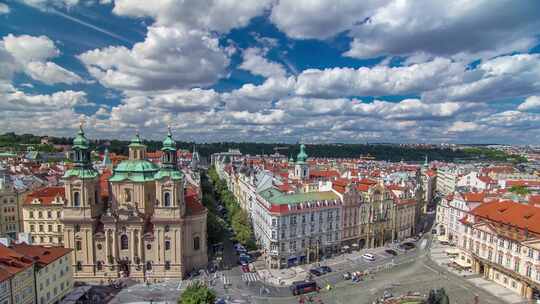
296,144,308,164
73,125,89,150
109,160,159,182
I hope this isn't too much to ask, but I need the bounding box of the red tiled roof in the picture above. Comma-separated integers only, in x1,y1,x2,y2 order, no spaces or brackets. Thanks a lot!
478,176,496,184
10,243,71,267
0,244,33,277
463,192,485,203
356,184,371,192
310,170,340,178
185,187,206,216
426,170,437,178
506,180,540,188
396,198,416,206
529,195,540,206
472,201,540,235
0,268,13,283
99,169,112,198
24,186,65,205
358,178,377,185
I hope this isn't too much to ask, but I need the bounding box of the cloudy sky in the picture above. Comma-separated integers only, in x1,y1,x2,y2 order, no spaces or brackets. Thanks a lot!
1,0,539,144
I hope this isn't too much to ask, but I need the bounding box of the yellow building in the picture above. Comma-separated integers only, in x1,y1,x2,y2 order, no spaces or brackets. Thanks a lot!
10,244,73,304
0,244,35,304
22,187,65,245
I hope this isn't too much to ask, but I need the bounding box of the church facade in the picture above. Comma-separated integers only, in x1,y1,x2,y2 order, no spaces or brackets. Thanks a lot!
61,126,207,282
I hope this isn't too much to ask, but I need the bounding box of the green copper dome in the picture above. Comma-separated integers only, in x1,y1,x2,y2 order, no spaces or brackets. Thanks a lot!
161,127,176,151
73,125,89,150
109,160,159,182
296,143,308,164
129,132,145,147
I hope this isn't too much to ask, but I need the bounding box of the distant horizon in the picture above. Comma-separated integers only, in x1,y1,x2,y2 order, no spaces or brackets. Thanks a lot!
1,1,539,144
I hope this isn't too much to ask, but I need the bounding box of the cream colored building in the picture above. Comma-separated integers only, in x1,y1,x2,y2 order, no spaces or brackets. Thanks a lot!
22,187,65,245
460,201,540,299
61,126,208,282
10,244,73,304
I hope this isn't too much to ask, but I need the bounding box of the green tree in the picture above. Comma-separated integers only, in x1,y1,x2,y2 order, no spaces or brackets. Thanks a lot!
178,282,216,304
509,185,531,195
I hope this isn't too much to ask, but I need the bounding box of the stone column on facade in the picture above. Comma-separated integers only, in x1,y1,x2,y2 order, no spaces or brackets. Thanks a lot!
130,229,135,262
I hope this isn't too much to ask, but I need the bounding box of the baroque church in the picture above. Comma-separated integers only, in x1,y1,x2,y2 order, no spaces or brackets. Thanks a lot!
61,125,208,282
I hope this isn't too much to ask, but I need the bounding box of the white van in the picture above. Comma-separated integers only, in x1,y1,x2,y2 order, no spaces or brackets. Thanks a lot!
362,253,375,261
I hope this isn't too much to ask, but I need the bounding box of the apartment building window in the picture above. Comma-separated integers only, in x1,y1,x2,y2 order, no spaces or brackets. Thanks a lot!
57,211,61,218
30,225,35,232
529,248,534,258
506,256,511,268
488,250,493,261
482,232,487,241
310,213,314,222
47,211,52,218
29,211,34,218
302,215,306,224
272,218,277,227
514,260,520,272
527,265,532,277
39,211,43,218
57,225,62,233
48,225,52,232
498,253,503,264
39,224,44,232
291,216,297,225
280,230,285,239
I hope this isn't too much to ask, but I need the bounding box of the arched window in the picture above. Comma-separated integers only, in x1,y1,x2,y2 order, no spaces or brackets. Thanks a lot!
76,261,82,271
124,189,131,203
96,261,103,271
164,192,171,207
121,235,129,250
193,236,200,251
73,192,80,207
146,261,152,271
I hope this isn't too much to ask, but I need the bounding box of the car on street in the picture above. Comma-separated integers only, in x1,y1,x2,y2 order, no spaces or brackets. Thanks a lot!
290,281,319,296
309,268,323,276
400,242,416,250
239,253,251,264
320,266,332,273
343,272,352,280
241,264,250,273
384,249,398,256
362,253,376,261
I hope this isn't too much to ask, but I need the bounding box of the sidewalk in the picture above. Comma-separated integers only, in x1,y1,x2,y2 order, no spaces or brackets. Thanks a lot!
429,240,524,304
256,246,391,286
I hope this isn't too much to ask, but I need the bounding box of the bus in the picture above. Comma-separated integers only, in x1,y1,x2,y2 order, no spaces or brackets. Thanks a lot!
290,281,319,296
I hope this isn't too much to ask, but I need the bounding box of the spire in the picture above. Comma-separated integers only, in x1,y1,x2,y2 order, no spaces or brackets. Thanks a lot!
161,125,176,151
72,119,89,150
130,130,143,146
296,143,308,164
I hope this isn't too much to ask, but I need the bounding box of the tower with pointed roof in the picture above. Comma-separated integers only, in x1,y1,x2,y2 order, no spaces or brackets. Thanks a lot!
294,143,309,180
62,123,102,279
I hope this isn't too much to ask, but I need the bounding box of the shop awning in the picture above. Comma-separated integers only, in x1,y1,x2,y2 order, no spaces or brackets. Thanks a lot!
445,248,461,255
438,235,449,242
452,257,471,268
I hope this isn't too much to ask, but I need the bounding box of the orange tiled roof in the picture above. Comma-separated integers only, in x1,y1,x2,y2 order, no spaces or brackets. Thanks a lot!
0,244,33,277
463,192,485,203
24,186,65,205
472,201,540,235
10,243,71,267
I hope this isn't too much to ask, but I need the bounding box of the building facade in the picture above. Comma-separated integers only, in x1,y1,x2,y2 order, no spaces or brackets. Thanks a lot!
0,244,35,304
22,187,65,245
460,201,540,299
61,126,208,282
10,244,73,304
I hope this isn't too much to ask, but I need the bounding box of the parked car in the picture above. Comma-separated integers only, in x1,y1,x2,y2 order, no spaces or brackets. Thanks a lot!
309,268,323,276
320,266,332,273
362,253,376,261
290,281,319,296
343,272,352,280
384,249,398,256
239,253,251,265
241,264,250,273
400,242,416,250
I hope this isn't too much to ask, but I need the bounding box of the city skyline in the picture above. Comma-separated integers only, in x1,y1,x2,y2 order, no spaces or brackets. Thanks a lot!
1,1,540,144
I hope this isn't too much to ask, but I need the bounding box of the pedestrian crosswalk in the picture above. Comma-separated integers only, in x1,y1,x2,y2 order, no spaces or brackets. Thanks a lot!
221,275,231,286
241,272,260,283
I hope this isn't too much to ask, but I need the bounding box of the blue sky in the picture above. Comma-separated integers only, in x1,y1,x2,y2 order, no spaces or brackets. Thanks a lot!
0,0,540,144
